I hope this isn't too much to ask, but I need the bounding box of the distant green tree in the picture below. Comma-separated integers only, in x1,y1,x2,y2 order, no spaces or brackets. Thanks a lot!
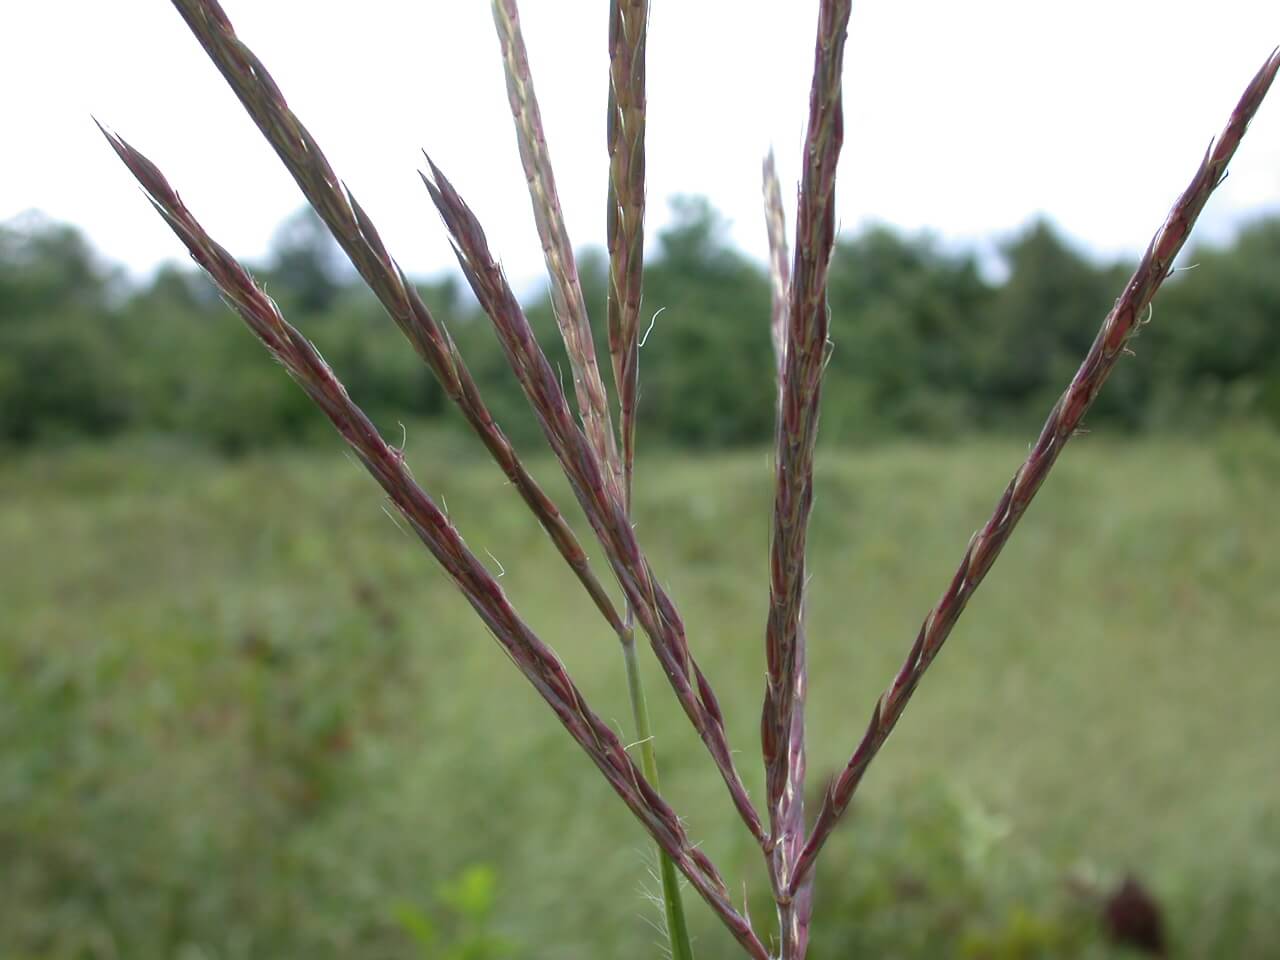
977,219,1134,429
305,280,455,427
1152,217,1280,426
0,217,130,443
824,226,993,439
4,204,1279,451
0,214,119,314
638,197,774,446
264,208,348,315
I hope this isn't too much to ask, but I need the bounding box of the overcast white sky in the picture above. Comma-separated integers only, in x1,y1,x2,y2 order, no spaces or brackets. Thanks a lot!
6,1,1279,294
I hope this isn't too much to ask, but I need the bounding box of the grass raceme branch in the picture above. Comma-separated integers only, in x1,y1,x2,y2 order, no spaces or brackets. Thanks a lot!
763,3,852,955
791,47,1280,899
164,0,628,643
100,126,770,960
492,0,623,493
421,159,764,847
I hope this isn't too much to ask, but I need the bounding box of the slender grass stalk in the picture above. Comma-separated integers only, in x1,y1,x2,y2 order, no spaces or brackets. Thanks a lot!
422,160,763,846
764,3,852,955
99,125,771,960
491,0,622,494
163,0,627,643
790,47,1280,899
603,2,692,955
621,638,693,960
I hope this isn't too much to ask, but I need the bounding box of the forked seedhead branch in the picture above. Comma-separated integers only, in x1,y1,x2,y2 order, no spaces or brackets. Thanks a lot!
104,4,1279,958
420,157,764,846
790,47,1280,898
762,5,853,956
164,0,630,642
100,124,770,960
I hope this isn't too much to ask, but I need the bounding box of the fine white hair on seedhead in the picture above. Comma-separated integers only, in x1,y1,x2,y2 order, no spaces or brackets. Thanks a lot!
380,503,407,537
484,547,506,577
639,306,665,348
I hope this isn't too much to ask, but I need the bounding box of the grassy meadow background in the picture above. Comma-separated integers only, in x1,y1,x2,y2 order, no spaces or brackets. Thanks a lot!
5,189,1280,956
3,427,1279,958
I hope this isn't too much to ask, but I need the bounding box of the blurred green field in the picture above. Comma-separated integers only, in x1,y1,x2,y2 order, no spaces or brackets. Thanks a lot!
2,432,1278,959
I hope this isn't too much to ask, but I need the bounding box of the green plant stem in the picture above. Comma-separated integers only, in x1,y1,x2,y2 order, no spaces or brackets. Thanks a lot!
621,631,694,960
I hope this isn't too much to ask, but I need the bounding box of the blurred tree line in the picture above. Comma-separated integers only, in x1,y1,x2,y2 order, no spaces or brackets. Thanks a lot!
3,199,1279,453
